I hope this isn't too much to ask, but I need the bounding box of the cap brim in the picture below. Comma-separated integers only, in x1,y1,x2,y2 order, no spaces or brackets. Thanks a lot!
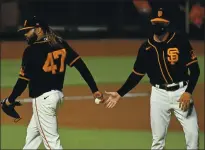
151,18,170,23
18,26,34,32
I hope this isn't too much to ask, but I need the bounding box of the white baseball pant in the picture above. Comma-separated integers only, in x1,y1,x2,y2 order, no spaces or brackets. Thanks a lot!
23,90,64,150
150,83,199,150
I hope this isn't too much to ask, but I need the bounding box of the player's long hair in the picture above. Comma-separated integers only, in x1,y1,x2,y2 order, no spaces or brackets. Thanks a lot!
44,27,63,47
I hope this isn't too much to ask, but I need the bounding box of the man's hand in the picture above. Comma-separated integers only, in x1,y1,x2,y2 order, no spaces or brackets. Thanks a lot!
178,92,192,111
105,91,121,108
93,91,104,103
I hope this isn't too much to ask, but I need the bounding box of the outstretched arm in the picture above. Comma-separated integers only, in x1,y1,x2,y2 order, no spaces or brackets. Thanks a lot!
117,71,144,97
105,72,144,108
105,44,146,108
64,41,103,101
73,58,103,101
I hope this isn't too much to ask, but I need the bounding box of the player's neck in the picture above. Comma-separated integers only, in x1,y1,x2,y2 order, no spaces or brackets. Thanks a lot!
153,32,169,43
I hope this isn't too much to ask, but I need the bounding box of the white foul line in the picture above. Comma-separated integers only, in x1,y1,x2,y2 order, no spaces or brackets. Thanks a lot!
18,92,150,103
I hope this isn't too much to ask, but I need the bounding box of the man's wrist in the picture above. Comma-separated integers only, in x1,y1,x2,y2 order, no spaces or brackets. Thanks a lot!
184,91,192,97
93,91,103,98
185,89,193,95
185,91,191,94
116,91,123,98
92,89,99,94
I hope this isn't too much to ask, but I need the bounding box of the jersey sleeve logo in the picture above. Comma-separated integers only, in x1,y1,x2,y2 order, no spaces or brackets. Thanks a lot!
43,49,66,74
167,48,179,65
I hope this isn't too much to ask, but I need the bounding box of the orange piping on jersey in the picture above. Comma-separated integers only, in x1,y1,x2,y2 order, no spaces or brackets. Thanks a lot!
19,76,30,81
69,56,80,67
186,60,198,66
132,69,145,76
163,51,173,82
167,32,176,43
148,40,168,84
35,99,51,150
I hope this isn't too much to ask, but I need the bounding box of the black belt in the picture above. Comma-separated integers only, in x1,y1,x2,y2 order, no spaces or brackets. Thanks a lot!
155,81,188,91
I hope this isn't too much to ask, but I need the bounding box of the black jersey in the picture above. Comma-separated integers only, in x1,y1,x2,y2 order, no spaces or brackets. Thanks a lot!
19,38,80,98
133,32,198,85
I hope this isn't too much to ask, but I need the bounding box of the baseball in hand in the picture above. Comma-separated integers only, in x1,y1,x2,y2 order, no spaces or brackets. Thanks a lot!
95,98,101,104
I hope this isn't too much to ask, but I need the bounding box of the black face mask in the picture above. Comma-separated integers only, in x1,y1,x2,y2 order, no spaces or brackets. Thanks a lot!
152,24,168,36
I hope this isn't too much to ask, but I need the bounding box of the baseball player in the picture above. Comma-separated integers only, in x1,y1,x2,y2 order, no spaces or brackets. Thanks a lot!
105,8,200,149
1,16,103,149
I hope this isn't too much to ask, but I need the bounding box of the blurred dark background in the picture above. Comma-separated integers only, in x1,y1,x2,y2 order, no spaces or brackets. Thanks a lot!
0,0,204,40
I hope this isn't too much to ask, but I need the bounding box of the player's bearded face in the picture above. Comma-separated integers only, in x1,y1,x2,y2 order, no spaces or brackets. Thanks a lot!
152,23,169,36
24,29,38,45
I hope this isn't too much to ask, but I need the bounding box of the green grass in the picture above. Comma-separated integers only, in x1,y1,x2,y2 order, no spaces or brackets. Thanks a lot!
1,56,204,88
1,57,204,149
1,125,204,149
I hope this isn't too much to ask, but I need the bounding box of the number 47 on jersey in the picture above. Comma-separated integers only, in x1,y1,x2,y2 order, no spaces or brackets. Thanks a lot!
43,49,66,74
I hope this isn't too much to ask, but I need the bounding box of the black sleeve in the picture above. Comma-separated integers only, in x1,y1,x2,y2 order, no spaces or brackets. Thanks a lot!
19,48,31,81
8,48,31,103
73,58,98,93
8,78,28,103
133,45,146,75
180,33,198,67
185,62,200,94
117,45,146,97
117,72,144,97
179,34,200,94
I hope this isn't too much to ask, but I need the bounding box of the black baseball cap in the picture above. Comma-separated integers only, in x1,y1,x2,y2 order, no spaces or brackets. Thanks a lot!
150,8,170,23
18,16,49,32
